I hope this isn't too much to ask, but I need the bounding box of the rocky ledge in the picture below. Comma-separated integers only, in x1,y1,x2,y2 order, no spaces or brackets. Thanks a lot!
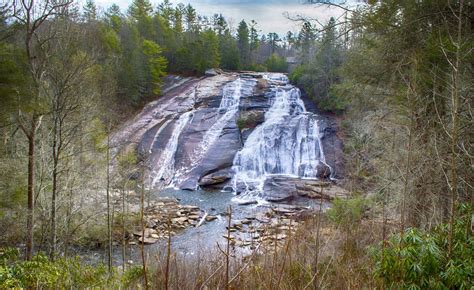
261,175,349,202
224,204,314,251
129,197,219,245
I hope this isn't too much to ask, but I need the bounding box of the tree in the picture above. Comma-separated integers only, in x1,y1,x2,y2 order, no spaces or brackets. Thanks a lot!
267,32,281,54
220,30,240,70
11,0,72,261
142,40,167,95
45,17,97,260
265,53,288,72
82,0,97,22
237,20,250,68
297,21,316,59
184,4,197,33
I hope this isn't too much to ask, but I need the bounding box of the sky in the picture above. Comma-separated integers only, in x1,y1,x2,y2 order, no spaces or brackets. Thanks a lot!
91,0,363,35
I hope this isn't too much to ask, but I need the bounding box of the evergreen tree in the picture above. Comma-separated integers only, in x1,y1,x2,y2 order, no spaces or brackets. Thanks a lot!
185,4,197,32
142,40,167,95
82,0,97,22
237,20,250,68
297,21,316,59
220,30,240,70
267,32,281,54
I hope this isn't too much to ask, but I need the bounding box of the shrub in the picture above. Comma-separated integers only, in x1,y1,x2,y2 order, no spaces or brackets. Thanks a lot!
372,204,474,289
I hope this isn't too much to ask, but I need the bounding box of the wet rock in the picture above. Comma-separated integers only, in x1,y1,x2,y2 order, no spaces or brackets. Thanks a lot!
316,162,331,179
205,215,218,222
237,200,258,206
263,177,297,202
198,168,233,187
240,72,263,79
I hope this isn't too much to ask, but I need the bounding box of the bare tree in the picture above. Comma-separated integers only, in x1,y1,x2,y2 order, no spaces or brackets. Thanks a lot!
11,0,72,260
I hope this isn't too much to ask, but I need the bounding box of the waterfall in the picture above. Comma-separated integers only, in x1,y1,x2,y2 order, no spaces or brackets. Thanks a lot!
187,78,254,167
197,78,243,156
152,111,193,188
232,77,326,199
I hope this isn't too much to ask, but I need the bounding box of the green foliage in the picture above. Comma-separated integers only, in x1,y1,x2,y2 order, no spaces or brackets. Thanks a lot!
292,17,344,113
121,265,144,287
372,204,474,289
142,39,167,95
237,113,263,130
327,197,367,230
220,30,241,70
265,53,288,72
0,249,111,288
237,20,250,67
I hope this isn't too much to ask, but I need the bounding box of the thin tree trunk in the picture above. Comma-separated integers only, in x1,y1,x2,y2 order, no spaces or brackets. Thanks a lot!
26,126,35,260
122,188,126,273
225,206,232,290
401,85,415,235
140,165,149,289
448,0,464,258
50,114,59,260
165,213,172,290
106,132,112,272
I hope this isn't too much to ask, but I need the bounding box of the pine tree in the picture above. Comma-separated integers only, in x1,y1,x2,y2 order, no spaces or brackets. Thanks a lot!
237,20,250,68
82,0,97,22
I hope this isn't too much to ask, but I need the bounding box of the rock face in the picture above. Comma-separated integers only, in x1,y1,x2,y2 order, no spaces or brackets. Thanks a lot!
112,72,344,199
260,175,348,202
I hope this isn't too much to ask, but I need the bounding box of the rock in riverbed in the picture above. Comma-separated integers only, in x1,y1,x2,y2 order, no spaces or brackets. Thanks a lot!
130,198,218,245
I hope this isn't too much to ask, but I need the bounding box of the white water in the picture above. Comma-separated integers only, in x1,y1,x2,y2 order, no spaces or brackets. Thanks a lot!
196,78,244,158
182,78,255,172
152,111,193,188
232,76,326,200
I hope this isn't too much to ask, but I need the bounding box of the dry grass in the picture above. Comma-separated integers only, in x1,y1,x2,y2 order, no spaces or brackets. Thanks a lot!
135,212,395,289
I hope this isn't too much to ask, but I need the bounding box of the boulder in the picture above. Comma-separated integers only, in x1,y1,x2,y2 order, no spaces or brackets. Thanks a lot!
316,162,331,179
262,176,298,202
198,168,234,187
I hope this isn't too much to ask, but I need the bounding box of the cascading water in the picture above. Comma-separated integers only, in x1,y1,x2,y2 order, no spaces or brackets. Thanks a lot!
194,78,245,160
172,77,255,188
152,111,193,187
232,75,327,200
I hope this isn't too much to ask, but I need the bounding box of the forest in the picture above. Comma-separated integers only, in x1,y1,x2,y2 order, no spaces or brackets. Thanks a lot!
0,0,472,289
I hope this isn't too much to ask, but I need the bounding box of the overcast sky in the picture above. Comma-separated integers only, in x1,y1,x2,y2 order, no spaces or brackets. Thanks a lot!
90,0,361,35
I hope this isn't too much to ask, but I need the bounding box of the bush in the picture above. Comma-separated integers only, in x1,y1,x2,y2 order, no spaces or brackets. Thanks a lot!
372,204,474,289
327,197,367,230
0,249,109,288
0,248,145,288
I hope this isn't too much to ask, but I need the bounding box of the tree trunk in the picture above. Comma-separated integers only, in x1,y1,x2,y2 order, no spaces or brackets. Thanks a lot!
106,132,112,272
26,128,35,260
50,115,59,260
448,0,464,258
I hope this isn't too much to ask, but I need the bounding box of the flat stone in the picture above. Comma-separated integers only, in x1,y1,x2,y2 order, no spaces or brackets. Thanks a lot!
237,200,258,206
172,217,188,224
133,228,157,237
205,215,218,221
138,237,158,244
